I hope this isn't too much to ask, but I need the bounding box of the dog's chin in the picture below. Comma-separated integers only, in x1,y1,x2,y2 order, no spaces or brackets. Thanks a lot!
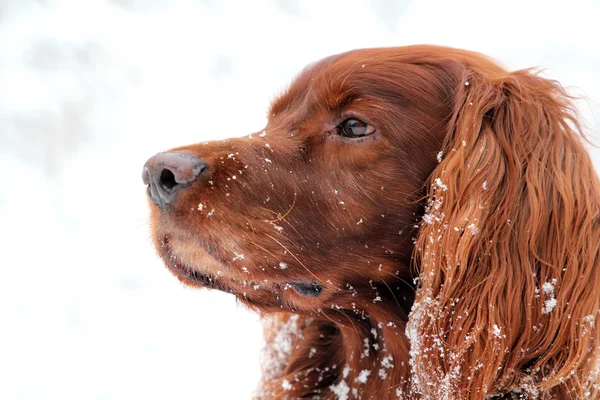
155,235,327,314
154,235,223,289
159,248,216,290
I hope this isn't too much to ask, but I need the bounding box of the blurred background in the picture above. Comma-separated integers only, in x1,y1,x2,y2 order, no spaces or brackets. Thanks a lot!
1,0,599,398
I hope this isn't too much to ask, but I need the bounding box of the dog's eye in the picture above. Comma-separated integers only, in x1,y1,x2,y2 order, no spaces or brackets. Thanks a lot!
338,118,375,138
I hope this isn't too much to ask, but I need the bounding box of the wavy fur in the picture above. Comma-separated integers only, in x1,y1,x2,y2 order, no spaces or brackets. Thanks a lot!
412,65,600,398
145,46,600,399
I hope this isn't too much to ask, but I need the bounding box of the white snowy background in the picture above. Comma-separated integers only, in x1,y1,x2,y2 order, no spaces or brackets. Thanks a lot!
1,0,599,399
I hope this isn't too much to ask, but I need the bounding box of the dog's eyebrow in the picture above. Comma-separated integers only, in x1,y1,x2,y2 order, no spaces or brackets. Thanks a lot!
269,53,360,118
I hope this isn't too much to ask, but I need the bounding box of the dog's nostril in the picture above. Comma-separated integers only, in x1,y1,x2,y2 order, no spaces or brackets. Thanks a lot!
160,169,177,190
143,151,208,208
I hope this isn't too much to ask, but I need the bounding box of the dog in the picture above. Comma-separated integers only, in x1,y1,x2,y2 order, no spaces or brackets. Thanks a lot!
143,45,600,399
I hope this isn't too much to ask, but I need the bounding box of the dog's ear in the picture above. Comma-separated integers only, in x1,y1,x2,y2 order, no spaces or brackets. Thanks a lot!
409,65,600,398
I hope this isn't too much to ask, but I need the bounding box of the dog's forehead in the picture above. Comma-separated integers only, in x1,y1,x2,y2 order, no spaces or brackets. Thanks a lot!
269,49,395,118
270,46,461,115
266,45,504,134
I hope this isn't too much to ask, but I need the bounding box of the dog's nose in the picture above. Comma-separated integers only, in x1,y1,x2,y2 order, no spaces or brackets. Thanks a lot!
142,152,207,207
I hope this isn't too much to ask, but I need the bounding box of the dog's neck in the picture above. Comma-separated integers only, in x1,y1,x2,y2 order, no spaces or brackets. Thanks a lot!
256,297,415,399
333,311,412,399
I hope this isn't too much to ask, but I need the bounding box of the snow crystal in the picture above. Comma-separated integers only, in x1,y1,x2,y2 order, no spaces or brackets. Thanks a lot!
259,131,267,137
465,81,470,86
281,379,292,390
467,223,479,235
362,338,370,358
260,315,301,380
543,298,557,314
381,355,393,369
437,151,443,162
342,365,351,379
541,279,557,314
434,177,448,191
482,181,488,190
330,380,350,400
422,214,434,225
378,354,394,380
264,158,272,164
357,369,371,384
542,280,556,295
279,262,287,270
492,324,502,337
407,294,446,394
357,218,364,225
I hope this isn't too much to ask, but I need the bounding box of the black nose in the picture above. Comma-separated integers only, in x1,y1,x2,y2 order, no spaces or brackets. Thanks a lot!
142,152,207,208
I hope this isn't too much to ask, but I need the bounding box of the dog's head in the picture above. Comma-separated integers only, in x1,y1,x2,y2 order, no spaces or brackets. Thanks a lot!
144,45,600,397
143,46,473,315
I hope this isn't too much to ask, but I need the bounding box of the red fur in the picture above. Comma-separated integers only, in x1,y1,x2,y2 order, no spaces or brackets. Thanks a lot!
146,45,600,399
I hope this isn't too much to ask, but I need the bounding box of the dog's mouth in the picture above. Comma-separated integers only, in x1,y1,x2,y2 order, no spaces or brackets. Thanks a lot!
157,235,326,303
157,235,226,290
167,258,217,288
286,281,323,297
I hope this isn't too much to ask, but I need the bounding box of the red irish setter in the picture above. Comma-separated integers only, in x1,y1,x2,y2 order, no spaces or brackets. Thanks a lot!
143,45,600,399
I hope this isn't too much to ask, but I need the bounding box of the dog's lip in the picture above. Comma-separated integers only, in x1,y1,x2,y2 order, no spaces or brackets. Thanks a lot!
157,236,324,300
157,236,265,294
168,257,215,287
287,281,323,297
158,236,219,288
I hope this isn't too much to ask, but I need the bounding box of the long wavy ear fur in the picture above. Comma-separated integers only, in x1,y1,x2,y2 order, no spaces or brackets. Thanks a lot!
409,66,600,398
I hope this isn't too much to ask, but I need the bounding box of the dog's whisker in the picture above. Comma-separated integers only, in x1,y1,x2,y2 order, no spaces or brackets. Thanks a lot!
261,192,297,223
263,232,322,283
